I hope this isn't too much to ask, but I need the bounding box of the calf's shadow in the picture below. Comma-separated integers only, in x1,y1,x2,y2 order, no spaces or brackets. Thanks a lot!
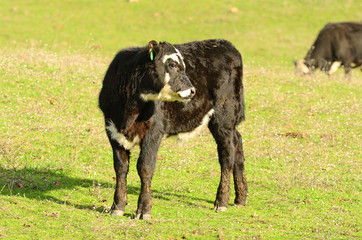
0,166,213,213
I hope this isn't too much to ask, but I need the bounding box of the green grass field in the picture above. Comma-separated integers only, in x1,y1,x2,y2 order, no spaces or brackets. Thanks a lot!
1,0,361,239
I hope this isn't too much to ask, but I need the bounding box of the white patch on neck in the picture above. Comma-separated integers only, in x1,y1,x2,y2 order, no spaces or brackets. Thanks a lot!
177,109,215,141
106,121,140,150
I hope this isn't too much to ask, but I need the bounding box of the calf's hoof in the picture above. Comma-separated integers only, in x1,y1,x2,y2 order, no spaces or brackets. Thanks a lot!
214,206,228,212
135,213,151,220
111,210,125,216
234,199,246,206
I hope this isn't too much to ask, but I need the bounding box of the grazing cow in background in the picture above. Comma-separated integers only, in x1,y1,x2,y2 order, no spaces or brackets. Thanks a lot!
99,39,248,219
294,22,362,78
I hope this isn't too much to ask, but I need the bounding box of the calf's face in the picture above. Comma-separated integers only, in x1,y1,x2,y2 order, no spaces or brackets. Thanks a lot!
294,59,311,76
141,41,195,102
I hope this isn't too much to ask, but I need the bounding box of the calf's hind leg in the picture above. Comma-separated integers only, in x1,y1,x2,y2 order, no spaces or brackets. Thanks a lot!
233,131,248,206
209,120,235,211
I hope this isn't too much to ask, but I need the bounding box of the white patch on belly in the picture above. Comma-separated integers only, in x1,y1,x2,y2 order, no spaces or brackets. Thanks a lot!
106,121,140,150
329,61,341,75
177,109,215,141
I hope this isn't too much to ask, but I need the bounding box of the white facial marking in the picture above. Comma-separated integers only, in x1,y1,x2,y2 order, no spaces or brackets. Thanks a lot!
175,48,186,69
106,121,140,150
177,109,215,141
164,72,170,83
178,89,191,98
329,61,341,75
175,48,183,59
162,47,186,69
162,53,180,64
295,60,310,74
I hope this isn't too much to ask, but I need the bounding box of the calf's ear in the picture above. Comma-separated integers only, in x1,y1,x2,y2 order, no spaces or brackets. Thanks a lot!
148,40,158,61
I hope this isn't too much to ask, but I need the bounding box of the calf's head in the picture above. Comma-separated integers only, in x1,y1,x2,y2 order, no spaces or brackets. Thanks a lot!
293,59,313,76
140,40,195,102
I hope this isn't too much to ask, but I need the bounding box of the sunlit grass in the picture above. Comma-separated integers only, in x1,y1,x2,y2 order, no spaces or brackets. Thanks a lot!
1,46,360,239
1,0,361,238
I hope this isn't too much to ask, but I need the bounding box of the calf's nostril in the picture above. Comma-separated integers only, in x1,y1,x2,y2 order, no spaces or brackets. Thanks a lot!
190,88,196,96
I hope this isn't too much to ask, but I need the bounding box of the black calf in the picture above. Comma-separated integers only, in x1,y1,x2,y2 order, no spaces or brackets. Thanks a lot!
99,39,247,219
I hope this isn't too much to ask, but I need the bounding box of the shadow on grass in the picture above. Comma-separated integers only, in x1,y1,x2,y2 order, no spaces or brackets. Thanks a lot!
0,166,214,213
0,166,118,212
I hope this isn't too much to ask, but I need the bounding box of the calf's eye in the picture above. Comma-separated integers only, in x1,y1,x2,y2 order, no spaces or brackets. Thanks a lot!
169,63,177,69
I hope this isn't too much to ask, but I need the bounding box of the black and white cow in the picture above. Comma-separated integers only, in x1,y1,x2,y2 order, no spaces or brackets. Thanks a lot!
99,39,248,219
294,22,362,78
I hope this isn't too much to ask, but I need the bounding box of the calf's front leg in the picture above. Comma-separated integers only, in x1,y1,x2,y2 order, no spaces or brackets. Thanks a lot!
135,133,163,220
